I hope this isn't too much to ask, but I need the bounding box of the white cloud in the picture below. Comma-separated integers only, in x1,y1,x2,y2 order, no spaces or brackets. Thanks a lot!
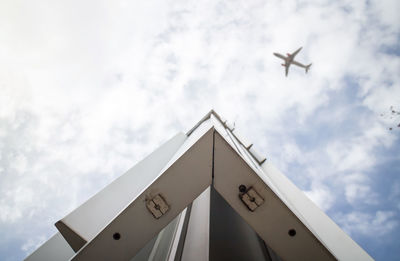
323,121,395,175
304,183,336,211
336,210,399,237
370,0,400,30
389,181,400,210
343,173,378,205
282,142,303,164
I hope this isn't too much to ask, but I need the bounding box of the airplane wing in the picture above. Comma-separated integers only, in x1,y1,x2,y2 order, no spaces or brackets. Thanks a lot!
273,53,287,60
290,47,302,59
292,60,307,68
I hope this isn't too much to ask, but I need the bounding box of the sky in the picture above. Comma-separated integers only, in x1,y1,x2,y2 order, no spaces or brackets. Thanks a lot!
0,0,399,260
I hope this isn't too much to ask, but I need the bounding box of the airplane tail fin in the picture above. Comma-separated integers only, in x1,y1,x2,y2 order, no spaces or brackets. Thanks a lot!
305,63,312,73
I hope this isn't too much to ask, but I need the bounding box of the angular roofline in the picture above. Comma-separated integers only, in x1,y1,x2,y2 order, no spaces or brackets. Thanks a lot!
188,110,265,165
186,110,223,136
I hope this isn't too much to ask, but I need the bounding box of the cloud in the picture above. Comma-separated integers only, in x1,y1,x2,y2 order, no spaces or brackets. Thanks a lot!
343,173,378,205
325,122,395,172
389,181,400,210
336,210,399,237
304,183,336,211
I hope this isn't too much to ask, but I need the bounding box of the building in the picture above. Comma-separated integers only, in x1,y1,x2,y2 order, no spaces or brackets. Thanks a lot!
25,110,373,261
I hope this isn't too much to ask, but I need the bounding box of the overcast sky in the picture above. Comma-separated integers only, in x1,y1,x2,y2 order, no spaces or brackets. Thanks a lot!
0,0,399,260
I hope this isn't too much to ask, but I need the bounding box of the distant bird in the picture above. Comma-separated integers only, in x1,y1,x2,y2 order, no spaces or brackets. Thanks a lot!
380,106,400,131
273,47,312,76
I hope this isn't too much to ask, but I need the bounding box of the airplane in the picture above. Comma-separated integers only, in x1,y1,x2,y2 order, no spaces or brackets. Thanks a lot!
273,47,312,76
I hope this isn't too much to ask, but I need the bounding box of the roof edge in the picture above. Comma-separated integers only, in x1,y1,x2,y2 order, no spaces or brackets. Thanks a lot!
186,110,227,136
